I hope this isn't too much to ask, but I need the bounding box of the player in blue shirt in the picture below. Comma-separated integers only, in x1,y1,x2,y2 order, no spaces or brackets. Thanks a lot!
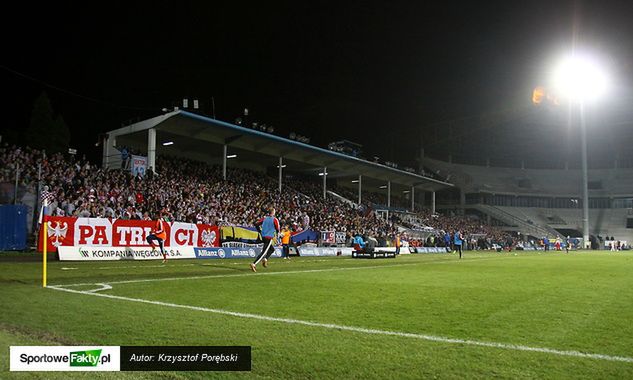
250,207,280,272
453,230,463,259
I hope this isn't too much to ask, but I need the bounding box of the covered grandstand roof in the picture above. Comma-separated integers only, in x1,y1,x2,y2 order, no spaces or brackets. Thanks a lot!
106,110,453,192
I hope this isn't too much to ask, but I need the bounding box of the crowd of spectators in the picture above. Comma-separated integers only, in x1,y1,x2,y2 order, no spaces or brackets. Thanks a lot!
0,143,511,246
0,144,398,237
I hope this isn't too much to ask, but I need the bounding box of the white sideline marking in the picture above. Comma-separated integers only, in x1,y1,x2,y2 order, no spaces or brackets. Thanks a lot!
51,256,502,288
53,263,420,288
85,283,113,293
61,267,77,270
48,285,633,364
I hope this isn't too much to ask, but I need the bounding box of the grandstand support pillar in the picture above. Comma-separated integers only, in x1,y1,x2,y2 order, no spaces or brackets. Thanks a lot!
223,145,227,180
431,191,436,214
323,167,327,200
358,175,362,205
387,181,391,221
148,128,156,173
278,156,283,192
411,186,415,212
103,135,114,169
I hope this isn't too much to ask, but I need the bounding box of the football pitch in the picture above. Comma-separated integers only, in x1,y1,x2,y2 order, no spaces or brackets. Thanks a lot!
1,251,632,379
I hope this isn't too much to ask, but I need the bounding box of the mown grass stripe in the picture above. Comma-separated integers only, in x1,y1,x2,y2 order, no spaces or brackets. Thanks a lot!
48,285,633,364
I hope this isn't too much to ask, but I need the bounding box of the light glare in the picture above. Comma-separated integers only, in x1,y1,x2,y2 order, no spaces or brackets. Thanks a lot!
553,54,608,102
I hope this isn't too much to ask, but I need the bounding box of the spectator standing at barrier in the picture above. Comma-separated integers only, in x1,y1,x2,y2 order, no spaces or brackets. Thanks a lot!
565,236,571,253
120,146,130,170
394,233,401,255
543,236,549,251
506,235,514,252
444,231,452,252
302,213,310,230
453,230,463,259
280,224,292,260
146,212,168,263
251,207,280,272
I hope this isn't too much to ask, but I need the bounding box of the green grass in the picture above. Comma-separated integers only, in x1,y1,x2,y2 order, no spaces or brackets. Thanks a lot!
1,251,633,379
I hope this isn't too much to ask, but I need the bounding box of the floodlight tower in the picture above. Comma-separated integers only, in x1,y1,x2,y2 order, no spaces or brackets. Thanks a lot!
552,53,608,248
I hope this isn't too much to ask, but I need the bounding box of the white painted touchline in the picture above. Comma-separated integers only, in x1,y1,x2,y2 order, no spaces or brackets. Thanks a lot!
84,283,113,293
50,255,504,289
51,263,417,287
47,285,633,364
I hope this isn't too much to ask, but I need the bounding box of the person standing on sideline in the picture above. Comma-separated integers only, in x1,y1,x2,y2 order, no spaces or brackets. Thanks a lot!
444,231,452,252
280,224,292,260
251,207,280,272
394,233,401,255
147,212,168,263
565,236,571,253
453,230,464,259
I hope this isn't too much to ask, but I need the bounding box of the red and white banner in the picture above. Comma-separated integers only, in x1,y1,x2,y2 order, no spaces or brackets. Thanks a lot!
38,217,219,252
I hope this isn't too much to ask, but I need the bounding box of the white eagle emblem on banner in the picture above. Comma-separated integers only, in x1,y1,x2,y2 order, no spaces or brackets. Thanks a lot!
201,229,216,247
46,221,68,247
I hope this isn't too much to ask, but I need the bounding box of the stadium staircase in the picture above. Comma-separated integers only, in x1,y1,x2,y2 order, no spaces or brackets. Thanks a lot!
472,204,564,239
326,190,359,208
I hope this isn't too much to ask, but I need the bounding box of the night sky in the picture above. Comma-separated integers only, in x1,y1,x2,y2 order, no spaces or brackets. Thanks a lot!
3,1,633,166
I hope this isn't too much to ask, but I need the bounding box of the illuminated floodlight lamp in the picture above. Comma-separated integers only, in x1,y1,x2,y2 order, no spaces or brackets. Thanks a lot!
162,141,174,146
226,154,237,159
552,53,608,102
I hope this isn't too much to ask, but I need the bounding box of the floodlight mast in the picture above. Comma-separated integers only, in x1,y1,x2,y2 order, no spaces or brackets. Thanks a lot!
553,53,608,248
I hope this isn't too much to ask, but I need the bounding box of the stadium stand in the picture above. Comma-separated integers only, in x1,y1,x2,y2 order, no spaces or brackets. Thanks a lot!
1,143,516,249
423,156,633,244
